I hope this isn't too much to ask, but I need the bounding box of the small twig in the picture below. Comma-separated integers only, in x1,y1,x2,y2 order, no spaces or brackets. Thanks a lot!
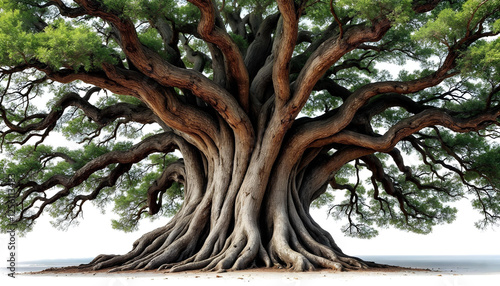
330,0,343,39
466,0,488,37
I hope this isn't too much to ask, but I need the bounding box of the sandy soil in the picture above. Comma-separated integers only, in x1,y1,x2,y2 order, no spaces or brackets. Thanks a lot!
8,264,497,286
35,263,423,276
37,263,416,273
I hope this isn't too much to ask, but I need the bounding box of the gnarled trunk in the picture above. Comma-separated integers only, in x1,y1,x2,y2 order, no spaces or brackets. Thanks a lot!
82,114,375,273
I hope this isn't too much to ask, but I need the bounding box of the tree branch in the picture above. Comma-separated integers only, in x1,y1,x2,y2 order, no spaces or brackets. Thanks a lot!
67,163,133,220
1,87,158,149
147,160,186,215
360,154,439,222
273,0,300,105
35,0,87,18
13,132,183,223
244,13,280,80
99,63,221,153
284,0,449,129
287,27,478,157
188,0,250,112
329,0,343,39
179,34,211,73
74,0,254,144
288,18,392,122
315,106,500,152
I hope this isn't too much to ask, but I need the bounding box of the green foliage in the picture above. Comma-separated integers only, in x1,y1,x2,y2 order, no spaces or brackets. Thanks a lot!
371,106,412,128
368,165,459,234
111,153,183,232
337,0,414,25
414,130,499,228
460,38,500,82
229,32,249,53
316,122,500,237
302,2,333,24
414,0,500,47
36,20,111,70
318,153,462,239
302,91,343,116
0,4,115,70
0,139,185,233
306,0,499,237
138,27,165,53
0,140,135,234
471,146,500,183
219,0,277,16
100,0,176,18
0,188,34,234
0,142,130,187
99,0,203,26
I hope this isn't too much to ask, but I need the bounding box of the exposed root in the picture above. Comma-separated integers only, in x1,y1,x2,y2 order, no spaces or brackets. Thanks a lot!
268,233,372,272
82,174,380,274
84,232,378,273
82,210,381,273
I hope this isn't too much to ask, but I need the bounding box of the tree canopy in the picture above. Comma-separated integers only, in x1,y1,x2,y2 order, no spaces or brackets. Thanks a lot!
1,0,499,272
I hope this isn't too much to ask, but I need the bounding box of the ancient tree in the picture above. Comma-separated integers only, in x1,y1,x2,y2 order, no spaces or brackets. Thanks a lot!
1,0,499,272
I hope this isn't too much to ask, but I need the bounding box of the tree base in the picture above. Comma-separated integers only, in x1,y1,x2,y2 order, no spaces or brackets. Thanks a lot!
40,260,395,277
75,220,384,273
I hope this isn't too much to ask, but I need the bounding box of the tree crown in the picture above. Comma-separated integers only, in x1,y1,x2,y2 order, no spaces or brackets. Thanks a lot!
1,0,499,239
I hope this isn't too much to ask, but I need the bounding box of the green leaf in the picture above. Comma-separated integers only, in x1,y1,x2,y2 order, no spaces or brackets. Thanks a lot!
0,5,115,70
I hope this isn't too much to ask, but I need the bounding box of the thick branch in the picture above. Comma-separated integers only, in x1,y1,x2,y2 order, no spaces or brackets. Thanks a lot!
245,13,280,80
273,0,300,104
288,19,392,121
11,62,136,97
100,64,220,153
188,0,250,112
38,0,87,18
1,88,158,147
313,77,352,101
147,160,186,215
300,147,374,204
285,0,447,126
74,0,254,145
287,36,467,158
15,132,182,222
360,93,428,120
179,34,210,72
296,105,499,204
316,107,500,152
360,154,408,218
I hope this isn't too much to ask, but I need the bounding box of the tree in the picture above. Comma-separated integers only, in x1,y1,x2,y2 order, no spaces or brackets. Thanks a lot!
1,0,499,272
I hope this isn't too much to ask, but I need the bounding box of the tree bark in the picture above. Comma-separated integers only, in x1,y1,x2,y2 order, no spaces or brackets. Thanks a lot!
83,135,374,272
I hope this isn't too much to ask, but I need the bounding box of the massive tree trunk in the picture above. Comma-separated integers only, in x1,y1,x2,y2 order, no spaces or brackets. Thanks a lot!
84,121,373,272
70,0,377,272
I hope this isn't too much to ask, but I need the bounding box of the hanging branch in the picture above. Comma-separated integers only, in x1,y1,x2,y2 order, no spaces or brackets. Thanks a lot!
330,0,343,39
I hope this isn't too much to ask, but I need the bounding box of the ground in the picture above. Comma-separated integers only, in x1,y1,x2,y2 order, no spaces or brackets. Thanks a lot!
17,261,498,286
